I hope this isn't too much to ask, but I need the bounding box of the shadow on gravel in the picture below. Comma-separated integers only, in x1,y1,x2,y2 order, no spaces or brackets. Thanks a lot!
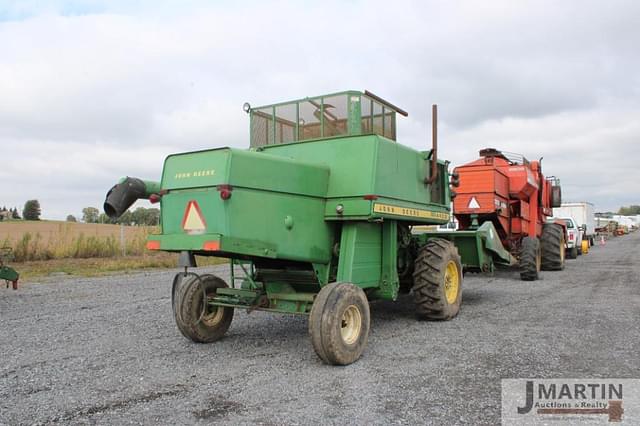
369,295,416,320
50,385,189,423
192,395,244,420
458,289,485,306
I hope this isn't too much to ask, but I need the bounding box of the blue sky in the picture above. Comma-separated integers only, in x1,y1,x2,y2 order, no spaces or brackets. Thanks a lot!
0,1,106,20
0,0,638,219
0,1,254,21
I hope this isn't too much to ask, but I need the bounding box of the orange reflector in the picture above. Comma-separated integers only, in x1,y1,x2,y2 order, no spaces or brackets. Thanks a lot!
203,241,220,251
146,240,161,250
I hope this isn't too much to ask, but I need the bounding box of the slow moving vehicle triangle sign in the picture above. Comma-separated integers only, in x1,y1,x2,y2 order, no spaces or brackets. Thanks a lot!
182,200,206,234
468,196,480,209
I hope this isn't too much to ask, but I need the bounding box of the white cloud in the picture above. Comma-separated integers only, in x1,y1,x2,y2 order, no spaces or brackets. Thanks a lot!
0,0,638,218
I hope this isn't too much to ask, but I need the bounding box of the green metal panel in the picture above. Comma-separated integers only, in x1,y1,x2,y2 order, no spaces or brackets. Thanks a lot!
261,136,450,224
156,147,334,263
372,220,399,300
155,186,332,262
347,93,362,135
162,148,329,196
336,222,382,288
0,265,19,282
162,149,231,190
416,222,515,272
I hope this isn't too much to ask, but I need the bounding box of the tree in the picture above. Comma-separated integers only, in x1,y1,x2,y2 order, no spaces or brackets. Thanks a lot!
11,207,20,219
131,207,148,225
82,207,100,223
118,210,133,225
66,214,77,222
98,213,118,224
23,200,41,220
131,207,160,226
145,208,160,226
618,205,640,215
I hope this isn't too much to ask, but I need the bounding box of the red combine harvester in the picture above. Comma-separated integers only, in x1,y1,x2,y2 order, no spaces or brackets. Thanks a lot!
452,148,565,280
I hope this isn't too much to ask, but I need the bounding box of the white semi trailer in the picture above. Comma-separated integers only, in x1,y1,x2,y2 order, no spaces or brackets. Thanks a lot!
553,202,596,246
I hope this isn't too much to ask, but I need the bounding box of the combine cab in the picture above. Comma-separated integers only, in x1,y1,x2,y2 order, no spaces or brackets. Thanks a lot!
104,91,554,364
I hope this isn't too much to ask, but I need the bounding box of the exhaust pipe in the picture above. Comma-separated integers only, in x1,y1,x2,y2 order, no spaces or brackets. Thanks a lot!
424,104,438,184
104,177,161,218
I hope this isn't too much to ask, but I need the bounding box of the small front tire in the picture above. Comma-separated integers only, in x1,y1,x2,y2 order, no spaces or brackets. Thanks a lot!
309,282,370,366
174,274,234,343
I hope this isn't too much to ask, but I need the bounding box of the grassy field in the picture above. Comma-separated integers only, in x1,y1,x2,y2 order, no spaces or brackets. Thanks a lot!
0,220,151,262
15,253,226,281
0,220,224,280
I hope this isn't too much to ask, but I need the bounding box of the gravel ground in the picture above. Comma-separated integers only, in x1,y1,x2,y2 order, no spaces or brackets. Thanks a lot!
1,233,639,425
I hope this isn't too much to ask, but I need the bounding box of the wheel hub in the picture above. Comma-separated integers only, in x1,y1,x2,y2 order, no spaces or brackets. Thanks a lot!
444,260,460,304
340,305,362,345
201,304,224,326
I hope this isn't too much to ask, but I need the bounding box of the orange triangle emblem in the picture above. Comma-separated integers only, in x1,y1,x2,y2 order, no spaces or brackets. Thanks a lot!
182,200,206,234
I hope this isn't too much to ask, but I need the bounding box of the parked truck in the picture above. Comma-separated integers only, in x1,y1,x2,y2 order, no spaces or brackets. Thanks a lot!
553,202,595,246
550,216,582,258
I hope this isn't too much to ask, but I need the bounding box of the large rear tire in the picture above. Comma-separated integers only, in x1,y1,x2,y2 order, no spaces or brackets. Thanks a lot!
520,236,541,281
412,238,463,320
174,274,234,343
308,282,370,365
541,223,566,271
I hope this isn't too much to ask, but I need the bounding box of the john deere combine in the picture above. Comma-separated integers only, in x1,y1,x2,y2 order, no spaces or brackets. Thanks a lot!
105,90,513,365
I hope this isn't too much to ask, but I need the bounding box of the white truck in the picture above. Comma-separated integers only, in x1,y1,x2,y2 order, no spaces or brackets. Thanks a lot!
553,202,596,246
550,217,583,258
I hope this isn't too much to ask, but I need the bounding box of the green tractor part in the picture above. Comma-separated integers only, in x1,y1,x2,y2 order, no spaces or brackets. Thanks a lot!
1,247,19,290
414,221,517,273
105,90,511,365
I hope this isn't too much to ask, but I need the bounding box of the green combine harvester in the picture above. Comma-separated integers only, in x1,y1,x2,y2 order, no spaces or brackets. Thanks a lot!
105,90,512,365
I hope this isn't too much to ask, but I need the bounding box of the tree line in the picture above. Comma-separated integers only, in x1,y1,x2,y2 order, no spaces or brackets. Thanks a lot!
617,205,640,216
0,200,41,221
0,199,159,226
80,206,160,226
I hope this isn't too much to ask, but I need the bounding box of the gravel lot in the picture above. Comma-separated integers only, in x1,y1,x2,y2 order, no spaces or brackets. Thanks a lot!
1,232,639,425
